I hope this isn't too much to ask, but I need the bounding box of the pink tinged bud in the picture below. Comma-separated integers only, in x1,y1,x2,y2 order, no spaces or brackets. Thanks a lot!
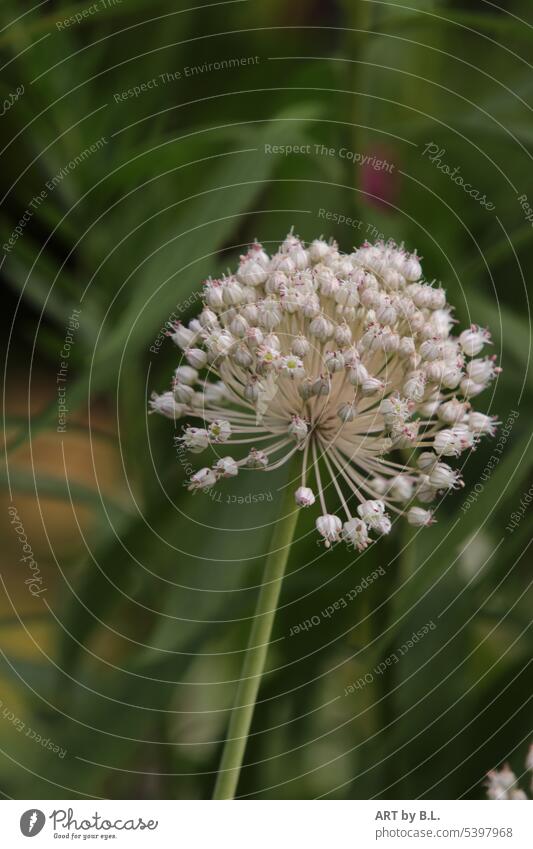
188,467,217,491
295,486,315,507
407,507,434,527
316,514,342,547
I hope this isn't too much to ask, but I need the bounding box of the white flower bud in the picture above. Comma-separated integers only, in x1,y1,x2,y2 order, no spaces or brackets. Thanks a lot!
188,467,217,491
389,475,413,502
238,259,268,287
460,378,485,398
309,315,334,341
335,281,359,309
292,336,310,357
468,412,498,436
204,381,228,404
174,365,198,385
205,329,234,358
459,325,491,357
334,322,352,346
288,416,308,444
361,377,385,397
149,391,186,419
403,371,426,402
429,463,462,490
337,401,356,422
417,451,437,471
172,382,194,404
466,357,498,383
295,486,315,507
325,351,345,373
229,314,248,338
342,518,370,550
214,456,239,478
241,303,259,324
348,362,369,387
169,322,195,349
181,427,210,453
298,378,314,400
316,514,342,547
438,398,468,424
407,507,434,527
244,379,260,402
309,238,331,263
233,344,254,368
257,297,282,330
185,347,207,369
312,374,331,396
403,254,422,281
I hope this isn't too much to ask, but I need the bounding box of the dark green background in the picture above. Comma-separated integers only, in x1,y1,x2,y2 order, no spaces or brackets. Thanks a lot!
1,0,531,799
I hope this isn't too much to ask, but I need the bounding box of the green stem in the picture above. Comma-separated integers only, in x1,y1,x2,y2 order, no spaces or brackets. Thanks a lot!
212,475,300,799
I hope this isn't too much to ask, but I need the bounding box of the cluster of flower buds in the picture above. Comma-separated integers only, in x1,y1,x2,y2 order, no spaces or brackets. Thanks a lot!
486,744,533,800
151,231,500,549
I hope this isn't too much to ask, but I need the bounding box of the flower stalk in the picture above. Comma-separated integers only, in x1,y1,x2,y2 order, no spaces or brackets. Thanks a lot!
212,470,300,799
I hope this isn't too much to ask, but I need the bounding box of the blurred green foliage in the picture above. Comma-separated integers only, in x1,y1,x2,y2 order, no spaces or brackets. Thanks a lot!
0,0,531,799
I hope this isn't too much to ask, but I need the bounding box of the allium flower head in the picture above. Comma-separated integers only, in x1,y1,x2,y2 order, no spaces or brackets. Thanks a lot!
151,231,500,549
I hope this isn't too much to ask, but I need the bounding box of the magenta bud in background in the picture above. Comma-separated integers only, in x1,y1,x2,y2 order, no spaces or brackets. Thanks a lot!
359,146,400,211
